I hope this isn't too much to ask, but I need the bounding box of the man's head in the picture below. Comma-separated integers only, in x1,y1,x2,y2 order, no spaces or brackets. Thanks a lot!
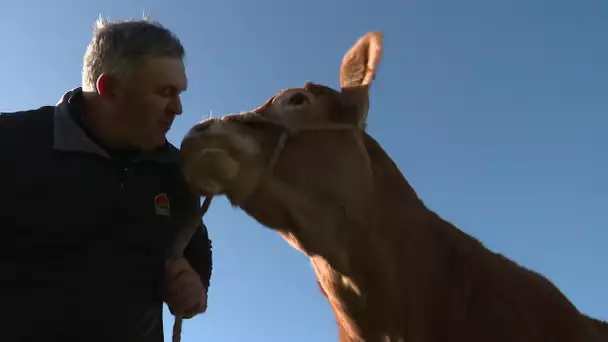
81,17,187,151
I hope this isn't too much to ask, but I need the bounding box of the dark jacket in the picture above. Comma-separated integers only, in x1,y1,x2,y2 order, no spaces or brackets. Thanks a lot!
0,88,213,342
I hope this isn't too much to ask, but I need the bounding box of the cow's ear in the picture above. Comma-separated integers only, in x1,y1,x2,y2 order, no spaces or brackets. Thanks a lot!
339,32,383,129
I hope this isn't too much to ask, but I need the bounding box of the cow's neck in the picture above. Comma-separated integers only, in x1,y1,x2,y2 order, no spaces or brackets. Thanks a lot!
308,137,463,341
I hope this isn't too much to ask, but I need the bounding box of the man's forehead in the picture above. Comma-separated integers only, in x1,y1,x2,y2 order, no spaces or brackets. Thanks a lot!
137,56,188,90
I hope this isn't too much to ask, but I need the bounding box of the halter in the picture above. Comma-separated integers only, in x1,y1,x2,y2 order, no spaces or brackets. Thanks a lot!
223,110,365,207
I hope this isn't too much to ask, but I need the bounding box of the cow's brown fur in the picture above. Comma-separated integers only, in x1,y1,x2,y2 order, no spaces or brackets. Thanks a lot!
180,32,607,341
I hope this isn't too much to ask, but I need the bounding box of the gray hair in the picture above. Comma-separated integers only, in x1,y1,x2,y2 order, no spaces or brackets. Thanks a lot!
81,16,185,91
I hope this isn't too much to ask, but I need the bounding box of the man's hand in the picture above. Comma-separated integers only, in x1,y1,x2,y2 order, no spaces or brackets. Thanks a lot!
162,257,208,319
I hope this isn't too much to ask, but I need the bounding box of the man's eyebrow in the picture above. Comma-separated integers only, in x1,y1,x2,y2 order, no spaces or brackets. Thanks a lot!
161,84,187,94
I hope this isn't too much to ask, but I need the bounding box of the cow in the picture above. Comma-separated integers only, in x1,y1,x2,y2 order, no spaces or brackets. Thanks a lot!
179,31,607,341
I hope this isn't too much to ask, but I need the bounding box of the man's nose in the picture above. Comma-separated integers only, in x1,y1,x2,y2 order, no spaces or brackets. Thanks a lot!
170,95,183,115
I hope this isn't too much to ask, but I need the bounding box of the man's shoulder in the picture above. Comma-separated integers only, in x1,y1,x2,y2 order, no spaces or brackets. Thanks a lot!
0,105,55,130
0,106,55,146
1,105,55,117
0,106,56,165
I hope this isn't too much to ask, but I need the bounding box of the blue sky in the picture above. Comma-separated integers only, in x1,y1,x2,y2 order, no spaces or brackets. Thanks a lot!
1,0,607,340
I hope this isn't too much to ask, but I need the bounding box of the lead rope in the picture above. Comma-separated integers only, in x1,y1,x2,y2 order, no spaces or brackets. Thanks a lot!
169,196,214,342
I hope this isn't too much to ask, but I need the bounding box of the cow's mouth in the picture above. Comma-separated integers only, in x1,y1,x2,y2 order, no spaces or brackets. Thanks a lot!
182,146,241,195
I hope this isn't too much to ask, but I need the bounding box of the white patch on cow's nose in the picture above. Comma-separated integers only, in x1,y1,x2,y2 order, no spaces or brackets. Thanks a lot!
231,133,260,157
209,121,261,158
185,119,261,159
206,121,225,134
197,148,240,182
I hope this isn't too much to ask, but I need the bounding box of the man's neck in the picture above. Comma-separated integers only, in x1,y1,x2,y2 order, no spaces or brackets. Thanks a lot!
78,91,141,162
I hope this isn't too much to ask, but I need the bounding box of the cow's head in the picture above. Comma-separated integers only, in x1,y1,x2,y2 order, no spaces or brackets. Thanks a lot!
181,32,384,261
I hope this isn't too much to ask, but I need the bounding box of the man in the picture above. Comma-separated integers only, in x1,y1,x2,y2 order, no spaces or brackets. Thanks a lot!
0,18,212,341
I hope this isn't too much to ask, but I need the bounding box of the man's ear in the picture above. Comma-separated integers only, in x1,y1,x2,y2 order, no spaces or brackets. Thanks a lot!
339,31,383,129
96,73,120,98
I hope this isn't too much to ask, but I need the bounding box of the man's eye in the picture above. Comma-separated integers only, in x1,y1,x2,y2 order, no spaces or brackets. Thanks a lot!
160,87,176,97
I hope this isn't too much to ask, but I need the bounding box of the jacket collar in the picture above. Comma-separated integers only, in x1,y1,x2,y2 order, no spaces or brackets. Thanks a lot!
52,88,180,163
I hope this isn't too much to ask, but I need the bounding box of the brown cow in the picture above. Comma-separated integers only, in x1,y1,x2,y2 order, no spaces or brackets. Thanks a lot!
179,32,607,341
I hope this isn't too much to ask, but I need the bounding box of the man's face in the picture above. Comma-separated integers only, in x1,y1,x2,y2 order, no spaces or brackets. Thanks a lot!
111,56,188,151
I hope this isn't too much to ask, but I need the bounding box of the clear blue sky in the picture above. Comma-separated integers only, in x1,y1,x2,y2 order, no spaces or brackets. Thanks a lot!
1,0,606,341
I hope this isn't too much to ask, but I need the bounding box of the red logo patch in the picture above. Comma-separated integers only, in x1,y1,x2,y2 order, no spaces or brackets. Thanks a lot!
154,193,171,216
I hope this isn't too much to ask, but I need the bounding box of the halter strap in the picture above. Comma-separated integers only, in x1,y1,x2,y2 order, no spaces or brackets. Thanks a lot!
225,112,362,207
